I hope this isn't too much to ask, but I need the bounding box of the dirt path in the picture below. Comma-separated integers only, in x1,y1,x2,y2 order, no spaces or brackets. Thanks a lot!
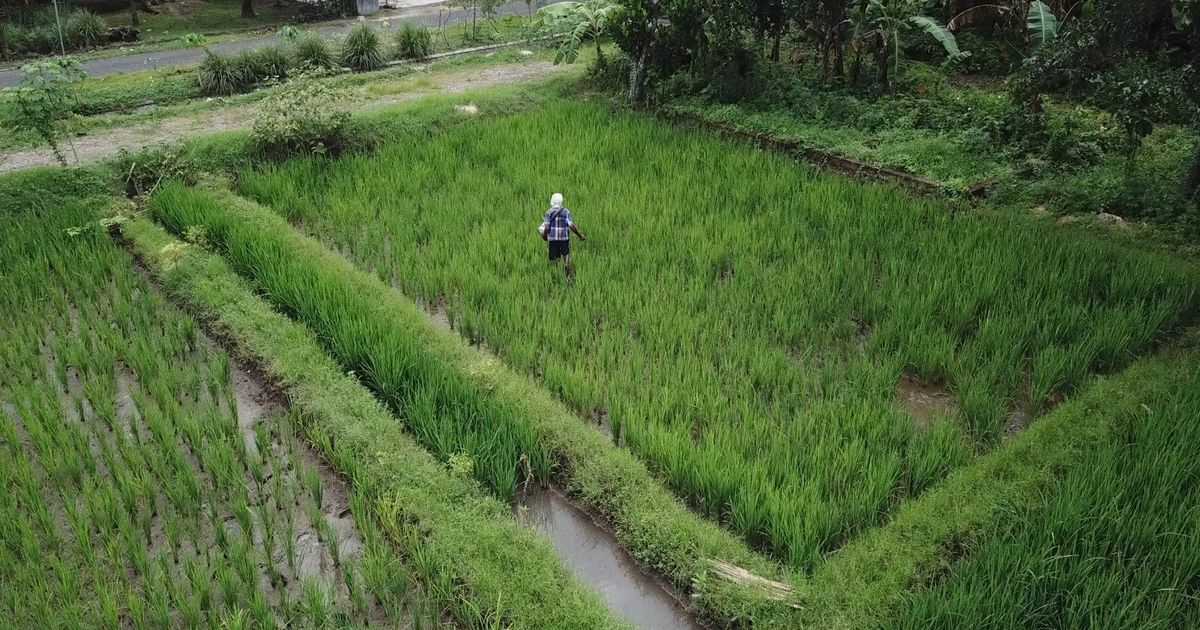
0,61,560,174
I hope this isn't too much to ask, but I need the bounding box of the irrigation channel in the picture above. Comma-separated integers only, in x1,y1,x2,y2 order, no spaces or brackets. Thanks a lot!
514,487,700,630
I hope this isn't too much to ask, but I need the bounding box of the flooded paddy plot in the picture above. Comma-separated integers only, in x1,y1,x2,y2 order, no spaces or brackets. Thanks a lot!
0,203,432,627
232,100,1200,569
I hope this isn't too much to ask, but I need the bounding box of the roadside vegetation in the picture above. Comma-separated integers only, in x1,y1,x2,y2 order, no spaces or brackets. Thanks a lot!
598,0,1200,248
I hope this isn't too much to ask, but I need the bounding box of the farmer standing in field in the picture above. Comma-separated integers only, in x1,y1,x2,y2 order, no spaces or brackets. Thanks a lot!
539,192,586,283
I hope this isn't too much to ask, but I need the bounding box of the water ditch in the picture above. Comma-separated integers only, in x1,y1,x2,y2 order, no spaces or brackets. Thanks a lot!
515,487,701,630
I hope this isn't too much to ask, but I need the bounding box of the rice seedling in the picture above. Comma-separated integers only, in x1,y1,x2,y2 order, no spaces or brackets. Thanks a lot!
0,184,424,628
897,353,1200,628
205,100,1200,569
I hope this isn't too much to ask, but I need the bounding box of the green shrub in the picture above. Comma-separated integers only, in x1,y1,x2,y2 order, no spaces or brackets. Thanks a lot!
251,71,350,157
197,50,248,96
292,33,336,70
1,22,30,57
233,50,267,84
341,23,384,72
393,21,432,60
65,9,107,49
253,45,292,79
26,25,59,55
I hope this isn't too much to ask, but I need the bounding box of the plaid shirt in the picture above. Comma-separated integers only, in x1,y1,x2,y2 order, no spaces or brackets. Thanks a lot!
541,208,574,241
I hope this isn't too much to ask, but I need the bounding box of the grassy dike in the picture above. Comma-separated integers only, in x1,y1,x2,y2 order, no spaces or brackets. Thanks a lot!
793,329,1200,628
121,218,625,630
144,183,804,625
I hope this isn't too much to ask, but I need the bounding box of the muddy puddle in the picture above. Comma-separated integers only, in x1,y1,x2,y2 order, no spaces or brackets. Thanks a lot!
896,373,958,428
515,487,699,630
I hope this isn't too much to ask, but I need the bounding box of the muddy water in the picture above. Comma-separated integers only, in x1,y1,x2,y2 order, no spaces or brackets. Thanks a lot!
516,488,700,630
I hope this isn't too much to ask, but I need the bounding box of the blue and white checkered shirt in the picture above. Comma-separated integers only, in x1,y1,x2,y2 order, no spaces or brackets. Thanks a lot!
541,207,574,241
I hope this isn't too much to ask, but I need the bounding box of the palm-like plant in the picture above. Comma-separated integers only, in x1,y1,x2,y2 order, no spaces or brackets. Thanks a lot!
850,0,969,88
536,0,620,64
948,0,1064,55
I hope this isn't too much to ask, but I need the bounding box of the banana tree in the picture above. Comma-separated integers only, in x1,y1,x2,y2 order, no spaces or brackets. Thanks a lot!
536,0,621,64
850,0,970,88
948,0,1068,56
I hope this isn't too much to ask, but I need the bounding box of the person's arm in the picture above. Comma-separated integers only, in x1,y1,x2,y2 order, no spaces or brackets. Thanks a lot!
565,210,586,241
538,212,550,241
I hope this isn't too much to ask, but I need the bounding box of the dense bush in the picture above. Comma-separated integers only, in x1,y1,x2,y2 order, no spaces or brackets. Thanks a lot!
253,44,293,79
293,32,337,70
341,23,385,72
251,71,350,157
197,50,248,96
0,9,112,57
65,9,107,49
393,21,432,60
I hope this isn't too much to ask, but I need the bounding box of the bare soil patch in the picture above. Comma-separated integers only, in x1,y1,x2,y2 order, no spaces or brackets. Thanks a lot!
896,372,959,428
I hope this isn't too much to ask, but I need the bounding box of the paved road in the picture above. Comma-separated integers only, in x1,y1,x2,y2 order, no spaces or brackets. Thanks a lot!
0,1,549,88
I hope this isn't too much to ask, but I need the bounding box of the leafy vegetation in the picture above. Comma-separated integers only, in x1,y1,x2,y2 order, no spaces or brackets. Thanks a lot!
251,70,350,157
123,215,622,630
341,23,386,72
0,8,112,57
1,57,86,165
0,173,433,628
896,337,1200,629
393,21,433,60
232,100,1198,569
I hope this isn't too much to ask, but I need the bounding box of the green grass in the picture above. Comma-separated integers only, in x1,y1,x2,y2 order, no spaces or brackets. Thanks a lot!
228,99,1198,570
124,215,622,629
893,333,1200,628
100,1,299,44
0,170,435,627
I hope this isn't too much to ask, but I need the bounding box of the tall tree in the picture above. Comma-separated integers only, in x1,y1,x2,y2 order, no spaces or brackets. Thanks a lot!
242,0,256,19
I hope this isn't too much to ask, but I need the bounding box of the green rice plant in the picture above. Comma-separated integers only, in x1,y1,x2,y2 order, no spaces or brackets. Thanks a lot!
216,563,239,610
303,465,323,509
341,23,385,72
393,21,433,60
198,50,249,97
292,33,337,71
64,9,107,49
897,353,1200,628
300,577,332,628
212,100,1200,570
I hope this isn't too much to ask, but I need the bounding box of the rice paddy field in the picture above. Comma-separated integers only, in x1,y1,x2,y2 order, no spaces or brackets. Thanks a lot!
4,78,1200,629
0,179,436,627
225,100,1199,569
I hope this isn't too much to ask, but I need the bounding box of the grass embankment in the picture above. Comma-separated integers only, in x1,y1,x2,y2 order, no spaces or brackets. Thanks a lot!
233,99,1199,570
788,330,1200,628
123,217,622,629
146,182,799,625
0,171,433,627
893,333,1200,628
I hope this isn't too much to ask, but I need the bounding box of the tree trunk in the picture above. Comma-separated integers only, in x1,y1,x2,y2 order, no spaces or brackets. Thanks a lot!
771,26,781,62
629,43,650,108
875,38,890,90
242,0,255,18
1186,140,1200,206
129,0,139,26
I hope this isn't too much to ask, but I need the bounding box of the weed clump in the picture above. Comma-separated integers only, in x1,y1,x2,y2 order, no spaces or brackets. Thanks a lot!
341,23,385,72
